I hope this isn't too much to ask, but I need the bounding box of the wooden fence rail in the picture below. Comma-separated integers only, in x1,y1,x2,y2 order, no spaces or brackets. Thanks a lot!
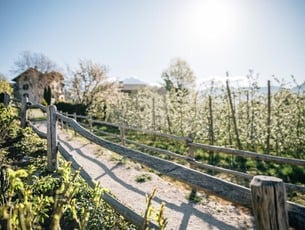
66,112,305,168
19,100,305,229
71,113,305,194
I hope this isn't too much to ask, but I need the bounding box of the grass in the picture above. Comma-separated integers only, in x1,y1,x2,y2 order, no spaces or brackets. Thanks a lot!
135,173,152,183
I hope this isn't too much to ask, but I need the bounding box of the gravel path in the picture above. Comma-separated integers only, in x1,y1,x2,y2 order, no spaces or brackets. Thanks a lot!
35,122,255,229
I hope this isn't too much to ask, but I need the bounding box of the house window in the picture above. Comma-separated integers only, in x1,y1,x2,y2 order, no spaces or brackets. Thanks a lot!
23,84,29,90
23,93,29,98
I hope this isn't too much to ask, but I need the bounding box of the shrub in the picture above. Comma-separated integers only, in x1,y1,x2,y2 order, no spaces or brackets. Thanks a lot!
55,101,87,116
0,106,19,145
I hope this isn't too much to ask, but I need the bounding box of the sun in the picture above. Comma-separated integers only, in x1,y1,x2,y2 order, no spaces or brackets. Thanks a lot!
183,0,237,45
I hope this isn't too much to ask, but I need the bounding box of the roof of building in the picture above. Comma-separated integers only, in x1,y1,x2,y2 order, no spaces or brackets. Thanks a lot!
12,67,63,82
12,67,42,82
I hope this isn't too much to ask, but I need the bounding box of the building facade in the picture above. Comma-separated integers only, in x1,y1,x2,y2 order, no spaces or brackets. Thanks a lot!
12,67,65,104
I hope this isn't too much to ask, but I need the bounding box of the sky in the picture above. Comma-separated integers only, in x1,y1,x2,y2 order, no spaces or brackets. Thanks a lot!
0,0,305,87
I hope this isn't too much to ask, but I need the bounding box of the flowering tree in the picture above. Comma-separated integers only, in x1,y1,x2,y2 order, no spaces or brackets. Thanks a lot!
66,59,121,117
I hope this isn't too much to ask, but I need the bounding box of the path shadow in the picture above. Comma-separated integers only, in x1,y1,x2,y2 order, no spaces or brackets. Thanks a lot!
58,135,240,230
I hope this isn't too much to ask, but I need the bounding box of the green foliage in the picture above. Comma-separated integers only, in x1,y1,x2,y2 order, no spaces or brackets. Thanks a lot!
0,159,136,229
187,190,203,204
43,86,52,105
142,188,167,230
136,173,152,183
0,115,136,229
12,127,46,157
0,79,13,95
0,106,19,145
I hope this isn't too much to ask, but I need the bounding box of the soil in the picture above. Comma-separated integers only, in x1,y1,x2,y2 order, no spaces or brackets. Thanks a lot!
35,122,255,230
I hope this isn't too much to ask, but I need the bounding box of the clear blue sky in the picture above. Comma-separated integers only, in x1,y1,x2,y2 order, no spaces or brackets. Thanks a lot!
1,0,305,86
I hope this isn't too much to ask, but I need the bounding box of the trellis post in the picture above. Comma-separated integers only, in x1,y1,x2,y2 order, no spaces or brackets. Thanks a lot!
47,105,58,171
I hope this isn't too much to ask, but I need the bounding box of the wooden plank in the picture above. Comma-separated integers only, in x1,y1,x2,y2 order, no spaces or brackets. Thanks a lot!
287,201,305,229
250,176,289,230
95,129,120,138
28,121,47,139
57,142,158,229
28,103,47,112
124,139,191,161
285,183,305,193
91,119,120,128
76,115,88,119
125,126,187,142
191,160,253,180
90,117,186,141
190,143,305,167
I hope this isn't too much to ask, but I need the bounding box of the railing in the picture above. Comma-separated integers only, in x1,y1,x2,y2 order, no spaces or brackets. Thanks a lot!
8,95,305,229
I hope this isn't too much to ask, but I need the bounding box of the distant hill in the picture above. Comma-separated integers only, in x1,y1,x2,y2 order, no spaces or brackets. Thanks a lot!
199,84,305,96
291,82,305,93
121,77,146,85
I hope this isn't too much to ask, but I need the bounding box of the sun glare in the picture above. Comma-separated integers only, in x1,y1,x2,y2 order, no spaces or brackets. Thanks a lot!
183,0,237,46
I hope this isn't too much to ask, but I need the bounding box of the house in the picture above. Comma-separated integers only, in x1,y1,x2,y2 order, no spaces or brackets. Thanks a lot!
12,67,65,104
119,77,147,93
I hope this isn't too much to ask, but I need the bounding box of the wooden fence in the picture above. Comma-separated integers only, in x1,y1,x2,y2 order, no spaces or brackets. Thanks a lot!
13,95,305,229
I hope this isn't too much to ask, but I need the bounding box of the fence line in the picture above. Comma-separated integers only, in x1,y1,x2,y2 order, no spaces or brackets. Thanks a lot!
69,112,305,194
66,112,305,168
18,100,305,229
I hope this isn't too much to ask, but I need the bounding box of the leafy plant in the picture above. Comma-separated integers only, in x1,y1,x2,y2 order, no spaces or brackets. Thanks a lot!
0,106,19,145
142,188,167,230
136,173,152,183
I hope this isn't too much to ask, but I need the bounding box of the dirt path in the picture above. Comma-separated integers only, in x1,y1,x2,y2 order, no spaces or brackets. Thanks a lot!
35,122,254,229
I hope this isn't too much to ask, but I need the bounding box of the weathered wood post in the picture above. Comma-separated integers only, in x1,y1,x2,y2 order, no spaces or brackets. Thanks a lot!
119,124,126,146
186,133,197,200
65,112,69,129
250,175,289,230
88,115,93,132
59,111,64,129
21,95,29,128
47,105,58,172
73,112,77,135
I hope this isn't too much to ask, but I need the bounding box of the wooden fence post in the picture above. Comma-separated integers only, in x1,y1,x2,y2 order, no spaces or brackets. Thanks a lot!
88,115,93,132
47,105,58,172
73,112,77,135
250,175,289,230
186,133,197,200
59,111,64,129
21,95,29,128
208,95,215,164
65,112,69,129
119,125,126,146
